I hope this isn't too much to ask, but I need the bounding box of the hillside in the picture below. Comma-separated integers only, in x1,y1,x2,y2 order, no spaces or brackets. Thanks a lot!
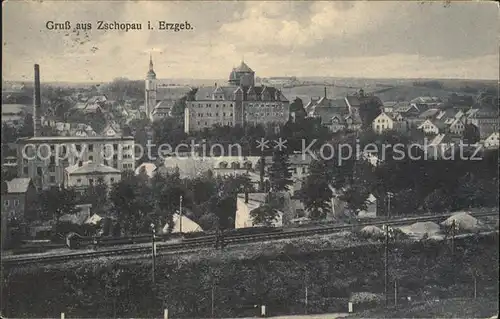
2,231,498,318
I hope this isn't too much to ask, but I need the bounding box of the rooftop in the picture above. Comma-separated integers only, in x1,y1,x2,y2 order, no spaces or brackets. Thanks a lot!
6,178,32,194
66,161,121,175
17,136,134,143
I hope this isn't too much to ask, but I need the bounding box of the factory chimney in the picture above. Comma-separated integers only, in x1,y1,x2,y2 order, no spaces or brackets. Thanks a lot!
33,64,42,137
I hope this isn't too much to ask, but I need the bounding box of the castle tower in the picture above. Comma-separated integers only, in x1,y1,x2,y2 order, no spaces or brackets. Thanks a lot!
145,54,157,119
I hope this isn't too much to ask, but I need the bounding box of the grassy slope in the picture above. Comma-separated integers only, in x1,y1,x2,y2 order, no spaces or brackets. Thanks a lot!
2,231,499,318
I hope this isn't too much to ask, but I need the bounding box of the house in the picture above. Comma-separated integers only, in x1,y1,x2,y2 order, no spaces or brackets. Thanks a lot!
305,91,362,132
64,161,121,192
418,108,441,120
418,119,445,135
1,104,32,127
1,177,37,221
164,213,203,233
394,103,420,117
448,118,466,135
235,193,287,228
411,96,443,108
372,112,394,134
483,132,499,149
100,122,121,137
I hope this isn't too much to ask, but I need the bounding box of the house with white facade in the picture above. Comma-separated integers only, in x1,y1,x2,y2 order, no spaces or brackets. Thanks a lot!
64,161,121,192
372,112,394,134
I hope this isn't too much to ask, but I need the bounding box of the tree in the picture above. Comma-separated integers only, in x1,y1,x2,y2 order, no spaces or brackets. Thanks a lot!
109,171,153,234
81,176,109,215
358,95,383,129
462,123,480,144
268,149,293,192
299,160,332,219
250,204,278,226
171,96,187,118
38,186,79,222
289,97,307,122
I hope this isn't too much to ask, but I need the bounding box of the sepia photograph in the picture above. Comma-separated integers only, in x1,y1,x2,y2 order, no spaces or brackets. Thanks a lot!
1,1,499,318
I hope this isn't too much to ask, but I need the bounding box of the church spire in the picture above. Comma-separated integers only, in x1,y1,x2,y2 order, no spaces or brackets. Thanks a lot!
146,52,156,79
149,53,154,71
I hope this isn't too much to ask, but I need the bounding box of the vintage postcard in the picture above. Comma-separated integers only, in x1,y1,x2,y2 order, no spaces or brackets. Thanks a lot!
1,1,499,318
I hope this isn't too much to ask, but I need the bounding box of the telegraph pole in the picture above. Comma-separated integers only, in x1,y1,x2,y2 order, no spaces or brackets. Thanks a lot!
387,192,394,219
384,226,389,307
179,195,183,233
383,224,393,308
304,267,308,315
151,223,156,285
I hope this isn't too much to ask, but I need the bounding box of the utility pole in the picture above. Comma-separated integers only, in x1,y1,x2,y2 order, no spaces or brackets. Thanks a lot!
151,223,156,285
304,267,308,315
473,275,477,299
211,278,215,318
179,195,183,233
451,219,458,256
387,192,394,219
384,226,389,307
383,224,393,308
394,278,398,307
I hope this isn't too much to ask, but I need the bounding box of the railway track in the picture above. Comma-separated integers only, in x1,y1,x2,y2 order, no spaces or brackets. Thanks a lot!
3,211,498,266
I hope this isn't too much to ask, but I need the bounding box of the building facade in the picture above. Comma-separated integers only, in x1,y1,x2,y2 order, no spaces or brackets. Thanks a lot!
1,178,37,222
64,161,122,192
184,61,290,133
16,136,135,190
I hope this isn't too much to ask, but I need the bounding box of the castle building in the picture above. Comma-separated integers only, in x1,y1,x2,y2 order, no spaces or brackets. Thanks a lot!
184,61,290,133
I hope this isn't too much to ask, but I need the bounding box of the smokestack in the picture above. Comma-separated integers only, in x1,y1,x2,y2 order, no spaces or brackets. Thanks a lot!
324,87,327,98
33,64,41,137
244,191,249,204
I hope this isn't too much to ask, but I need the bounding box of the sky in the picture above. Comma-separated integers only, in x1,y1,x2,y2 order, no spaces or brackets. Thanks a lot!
2,1,499,82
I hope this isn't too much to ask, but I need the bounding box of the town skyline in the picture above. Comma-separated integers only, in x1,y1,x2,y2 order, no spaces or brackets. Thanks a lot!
3,1,499,82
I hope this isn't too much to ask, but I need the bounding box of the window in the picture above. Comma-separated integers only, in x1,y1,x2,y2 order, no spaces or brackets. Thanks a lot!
89,178,94,185
223,112,226,117
75,144,81,151
49,165,55,172
215,113,219,117
110,178,115,183
50,176,55,183
37,167,42,176
89,144,94,151
4,200,9,207
89,156,93,161
77,178,82,184
113,144,118,151
14,199,20,207
23,167,28,175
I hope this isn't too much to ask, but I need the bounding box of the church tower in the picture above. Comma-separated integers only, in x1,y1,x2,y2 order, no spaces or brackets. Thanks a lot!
145,54,157,119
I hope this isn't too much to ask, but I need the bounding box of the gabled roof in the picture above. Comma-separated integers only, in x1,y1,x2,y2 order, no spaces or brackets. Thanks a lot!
6,178,32,194
66,162,120,175
418,108,440,119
